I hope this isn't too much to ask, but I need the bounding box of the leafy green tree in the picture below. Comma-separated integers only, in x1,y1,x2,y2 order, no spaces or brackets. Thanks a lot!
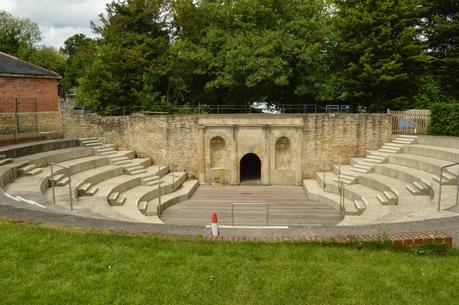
27,46,66,76
0,10,41,57
168,0,340,108
61,34,96,89
335,0,431,111
77,0,171,113
425,0,459,100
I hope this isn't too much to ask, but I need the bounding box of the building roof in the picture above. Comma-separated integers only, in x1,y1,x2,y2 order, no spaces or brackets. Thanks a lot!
0,51,61,79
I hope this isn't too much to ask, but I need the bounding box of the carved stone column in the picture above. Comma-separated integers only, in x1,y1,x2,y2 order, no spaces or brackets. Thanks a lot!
197,126,206,182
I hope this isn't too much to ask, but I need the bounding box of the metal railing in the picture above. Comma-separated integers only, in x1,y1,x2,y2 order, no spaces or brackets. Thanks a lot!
49,163,73,210
437,163,459,211
231,202,269,226
156,164,167,216
77,103,359,116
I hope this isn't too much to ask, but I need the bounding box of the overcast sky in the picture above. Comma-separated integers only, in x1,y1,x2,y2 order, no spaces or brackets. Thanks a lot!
0,0,112,48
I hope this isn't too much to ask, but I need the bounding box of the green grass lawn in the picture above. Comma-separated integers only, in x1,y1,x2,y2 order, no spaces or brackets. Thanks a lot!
1,220,459,305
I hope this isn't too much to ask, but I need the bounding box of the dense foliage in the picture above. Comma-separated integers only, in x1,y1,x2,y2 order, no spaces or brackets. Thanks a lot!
430,103,459,136
0,10,66,76
1,0,458,114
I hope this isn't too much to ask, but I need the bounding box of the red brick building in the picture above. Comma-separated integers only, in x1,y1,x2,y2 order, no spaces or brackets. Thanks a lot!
0,51,61,112
0,52,62,143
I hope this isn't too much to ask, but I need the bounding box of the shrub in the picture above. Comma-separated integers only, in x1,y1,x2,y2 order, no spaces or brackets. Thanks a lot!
430,103,459,136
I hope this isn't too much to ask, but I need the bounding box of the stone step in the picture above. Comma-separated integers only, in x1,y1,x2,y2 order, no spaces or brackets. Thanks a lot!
96,147,115,153
357,161,375,167
84,142,103,147
127,165,144,172
376,193,389,205
56,176,69,186
27,168,43,176
385,143,404,148
80,137,98,141
353,164,372,170
406,183,422,195
393,140,412,145
369,151,390,157
110,156,128,162
349,167,368,174
354,199,366,212
398,135,417,139
0,158,13,165
79,183,92,193
108,192,119,201
114,160,132,166
138,201,148,213
413,181,428,190
333,177,354,185
142,176,159,183
363,158,383,164
379,148,399,154
115,195,126,205
146,180,161,186
87,185,99,196
99,151,117,156
0,154,6,160
21,164,37,172
130,169,147,175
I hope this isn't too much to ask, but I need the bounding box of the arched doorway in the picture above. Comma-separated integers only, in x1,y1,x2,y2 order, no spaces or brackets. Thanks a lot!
240,153,261,184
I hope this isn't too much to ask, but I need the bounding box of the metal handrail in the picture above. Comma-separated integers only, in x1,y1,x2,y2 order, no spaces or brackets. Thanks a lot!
437,162,459,211
231,202,269,226
49,163,73,210
156,164,167,216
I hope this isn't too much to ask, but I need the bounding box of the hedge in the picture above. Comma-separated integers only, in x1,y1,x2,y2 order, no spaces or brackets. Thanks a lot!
430,103,459,136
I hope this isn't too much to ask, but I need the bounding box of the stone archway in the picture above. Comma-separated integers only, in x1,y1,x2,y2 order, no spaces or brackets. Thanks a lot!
240,153,261,184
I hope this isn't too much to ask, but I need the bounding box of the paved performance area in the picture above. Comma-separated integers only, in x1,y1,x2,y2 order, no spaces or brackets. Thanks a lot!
161,185,344,226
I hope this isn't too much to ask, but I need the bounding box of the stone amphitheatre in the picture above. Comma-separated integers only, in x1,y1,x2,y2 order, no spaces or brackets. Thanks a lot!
1,103,458,244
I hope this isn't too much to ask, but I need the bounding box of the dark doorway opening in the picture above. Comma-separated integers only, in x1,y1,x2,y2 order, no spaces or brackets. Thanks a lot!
240,153,261,184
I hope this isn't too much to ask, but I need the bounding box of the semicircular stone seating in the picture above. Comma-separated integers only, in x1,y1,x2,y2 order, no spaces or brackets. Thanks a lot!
0,137,199,224
303,135,459,225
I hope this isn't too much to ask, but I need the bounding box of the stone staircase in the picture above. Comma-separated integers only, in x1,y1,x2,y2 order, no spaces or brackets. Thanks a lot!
334,135,417,185
0,138,199,224
304,134,459,224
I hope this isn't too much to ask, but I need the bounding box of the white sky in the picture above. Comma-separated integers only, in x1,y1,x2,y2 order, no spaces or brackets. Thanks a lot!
0,0,112,48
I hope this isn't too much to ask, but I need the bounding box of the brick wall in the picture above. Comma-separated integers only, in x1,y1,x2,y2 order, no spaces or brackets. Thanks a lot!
0,76,58,112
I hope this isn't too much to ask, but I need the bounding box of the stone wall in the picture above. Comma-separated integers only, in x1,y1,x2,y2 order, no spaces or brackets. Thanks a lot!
0,112,61,134
303,114,392,176
60,104,391,183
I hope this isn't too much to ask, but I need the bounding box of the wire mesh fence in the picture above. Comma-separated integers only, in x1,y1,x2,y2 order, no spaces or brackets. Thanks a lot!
0,97,40,144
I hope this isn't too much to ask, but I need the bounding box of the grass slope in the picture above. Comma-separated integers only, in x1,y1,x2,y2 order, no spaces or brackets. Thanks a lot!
0,221,458,305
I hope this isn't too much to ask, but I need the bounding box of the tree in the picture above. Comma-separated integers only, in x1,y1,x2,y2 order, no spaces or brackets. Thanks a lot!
28,46,66,76
77,0,171,113
168,0,340,108
61,34,96,89
335,0,430,111
425,0,459,100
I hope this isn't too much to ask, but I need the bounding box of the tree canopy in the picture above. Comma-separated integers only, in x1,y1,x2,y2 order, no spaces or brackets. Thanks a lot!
1,0,458,113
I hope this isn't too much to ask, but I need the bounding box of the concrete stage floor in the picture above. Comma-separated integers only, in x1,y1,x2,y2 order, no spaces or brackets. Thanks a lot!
161,185,344,226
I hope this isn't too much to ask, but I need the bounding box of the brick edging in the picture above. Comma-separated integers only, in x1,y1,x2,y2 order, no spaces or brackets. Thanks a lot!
205,231,453,247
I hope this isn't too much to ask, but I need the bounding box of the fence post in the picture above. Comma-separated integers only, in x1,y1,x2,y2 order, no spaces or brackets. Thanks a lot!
35,97,40,141
15,98,19,144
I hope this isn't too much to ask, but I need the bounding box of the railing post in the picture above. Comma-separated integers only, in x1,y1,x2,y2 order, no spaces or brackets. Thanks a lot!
157,167,162,216
266,204,269,226
456,170,459,206
231,203,234,226
50,164,56,205
68,168,73,211
323,160,326,190
437,167,443,212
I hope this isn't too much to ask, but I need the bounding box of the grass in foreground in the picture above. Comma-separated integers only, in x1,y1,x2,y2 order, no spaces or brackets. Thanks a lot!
0,220,458,305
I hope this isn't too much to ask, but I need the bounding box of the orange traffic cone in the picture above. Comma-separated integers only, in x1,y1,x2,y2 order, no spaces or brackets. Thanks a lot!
210,212,220,237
